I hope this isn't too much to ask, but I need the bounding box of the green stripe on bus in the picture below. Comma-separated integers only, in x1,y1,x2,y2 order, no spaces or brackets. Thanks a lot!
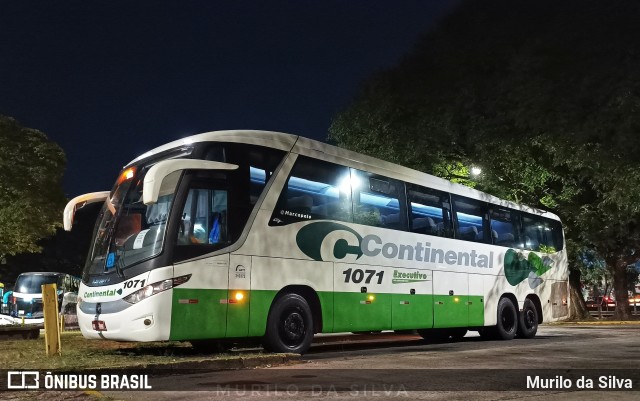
171,288,484,340
332,292,392,332
391,293,434,330
248,290,277,337
170,288,228,340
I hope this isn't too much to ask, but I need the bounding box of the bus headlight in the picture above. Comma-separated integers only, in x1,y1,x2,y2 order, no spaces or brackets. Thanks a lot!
123,274,191,304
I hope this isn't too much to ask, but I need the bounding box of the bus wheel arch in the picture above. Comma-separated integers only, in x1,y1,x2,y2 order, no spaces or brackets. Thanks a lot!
517,296,541,339
263,285,321,354
527,294,543,325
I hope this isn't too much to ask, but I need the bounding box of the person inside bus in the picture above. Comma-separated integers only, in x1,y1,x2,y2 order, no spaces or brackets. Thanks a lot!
208,211,227,245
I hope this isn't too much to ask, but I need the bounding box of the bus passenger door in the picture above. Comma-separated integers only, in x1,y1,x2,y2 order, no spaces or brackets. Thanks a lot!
226,255,251,337
432,270,469,328
333,263,392,332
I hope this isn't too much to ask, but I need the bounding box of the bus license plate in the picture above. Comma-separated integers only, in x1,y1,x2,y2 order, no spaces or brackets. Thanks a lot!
92,320,107,331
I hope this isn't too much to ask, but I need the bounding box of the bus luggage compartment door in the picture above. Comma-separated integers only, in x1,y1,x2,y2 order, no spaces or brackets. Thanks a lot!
432,270,469,328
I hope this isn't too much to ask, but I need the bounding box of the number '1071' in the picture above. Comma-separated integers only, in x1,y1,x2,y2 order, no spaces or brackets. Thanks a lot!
342,268,384,284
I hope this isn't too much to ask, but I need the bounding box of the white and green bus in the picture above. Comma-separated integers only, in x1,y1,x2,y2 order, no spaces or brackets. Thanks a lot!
64,130,568,353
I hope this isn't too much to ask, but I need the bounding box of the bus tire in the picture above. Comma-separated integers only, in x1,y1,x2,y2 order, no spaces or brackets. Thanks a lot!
495,297,518,340
517,298,538,339
263,293,314,354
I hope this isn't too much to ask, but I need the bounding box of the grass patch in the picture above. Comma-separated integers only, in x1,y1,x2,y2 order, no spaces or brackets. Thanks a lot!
0,331,268,370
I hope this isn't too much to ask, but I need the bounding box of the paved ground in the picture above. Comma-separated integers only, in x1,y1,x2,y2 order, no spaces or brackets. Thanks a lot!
2,324,639,400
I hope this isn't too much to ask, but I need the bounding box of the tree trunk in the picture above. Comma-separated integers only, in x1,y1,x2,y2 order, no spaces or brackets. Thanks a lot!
568,267,590,319
606,255,632,320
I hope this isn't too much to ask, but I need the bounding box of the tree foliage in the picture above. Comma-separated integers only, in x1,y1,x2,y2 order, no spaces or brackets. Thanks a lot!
330,0,640,319
0,115,66,259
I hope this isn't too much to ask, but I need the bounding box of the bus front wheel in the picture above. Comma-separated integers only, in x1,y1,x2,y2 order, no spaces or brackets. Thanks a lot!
263,293,314,354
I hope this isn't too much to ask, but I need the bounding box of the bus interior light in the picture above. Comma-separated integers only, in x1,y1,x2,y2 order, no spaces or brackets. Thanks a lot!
339,174,360,193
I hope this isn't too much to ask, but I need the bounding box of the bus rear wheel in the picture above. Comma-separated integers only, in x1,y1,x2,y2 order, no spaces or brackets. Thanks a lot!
263,293,314,354
494,297,518,340
517,298,538,339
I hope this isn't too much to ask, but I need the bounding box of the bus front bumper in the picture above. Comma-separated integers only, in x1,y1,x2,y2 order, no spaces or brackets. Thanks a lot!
77,289,172,342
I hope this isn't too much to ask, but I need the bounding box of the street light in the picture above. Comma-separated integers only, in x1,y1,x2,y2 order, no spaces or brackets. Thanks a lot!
471,167,482,176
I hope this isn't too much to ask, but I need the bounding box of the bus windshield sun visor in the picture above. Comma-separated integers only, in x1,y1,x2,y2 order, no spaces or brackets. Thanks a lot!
142,159,238,205
63,191,111,231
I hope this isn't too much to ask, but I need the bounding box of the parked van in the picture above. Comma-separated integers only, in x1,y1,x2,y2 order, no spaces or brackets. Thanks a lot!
10,272,79,319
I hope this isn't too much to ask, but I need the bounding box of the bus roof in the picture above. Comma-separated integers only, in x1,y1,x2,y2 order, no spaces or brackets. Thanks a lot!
125,130,561,221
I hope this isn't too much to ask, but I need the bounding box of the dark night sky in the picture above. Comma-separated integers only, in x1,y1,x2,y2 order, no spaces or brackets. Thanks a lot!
0,1,459,197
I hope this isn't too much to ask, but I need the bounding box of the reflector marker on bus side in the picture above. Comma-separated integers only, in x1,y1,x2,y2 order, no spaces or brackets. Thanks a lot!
178,299,198,304
399,301,410,305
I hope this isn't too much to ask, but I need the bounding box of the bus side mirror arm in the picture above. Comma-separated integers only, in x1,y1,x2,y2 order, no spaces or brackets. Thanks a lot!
63,191,111,231
143,159,238,205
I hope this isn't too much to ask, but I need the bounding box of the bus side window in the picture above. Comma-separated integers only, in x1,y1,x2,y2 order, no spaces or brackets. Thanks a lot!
547,219,564,251
521,214,563,252
407,184,452,238
350,168,406,230
270,156,352,225
250,166,267,205
521,213,544,251
490,208,521,248
176,188,228,246
452,196,489,243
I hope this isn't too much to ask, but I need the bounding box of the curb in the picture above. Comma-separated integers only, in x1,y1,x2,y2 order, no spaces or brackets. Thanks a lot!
547,320,640,326
0,324,42,340
74,352,300,374
138,352,301,371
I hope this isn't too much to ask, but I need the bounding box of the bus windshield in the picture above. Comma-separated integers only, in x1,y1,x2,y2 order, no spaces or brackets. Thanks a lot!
85,166,181,277
14,273,59,294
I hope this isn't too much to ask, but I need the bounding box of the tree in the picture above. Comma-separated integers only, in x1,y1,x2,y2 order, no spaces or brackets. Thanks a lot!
330,0,640,319
0,115,66,261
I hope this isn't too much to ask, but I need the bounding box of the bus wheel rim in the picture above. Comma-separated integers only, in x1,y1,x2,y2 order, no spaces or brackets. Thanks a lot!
281,309,305,345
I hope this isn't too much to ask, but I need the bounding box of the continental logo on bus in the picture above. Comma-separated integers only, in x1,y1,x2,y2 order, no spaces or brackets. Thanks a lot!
295,222,494,268
296,222,555,288
83,288,123,298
